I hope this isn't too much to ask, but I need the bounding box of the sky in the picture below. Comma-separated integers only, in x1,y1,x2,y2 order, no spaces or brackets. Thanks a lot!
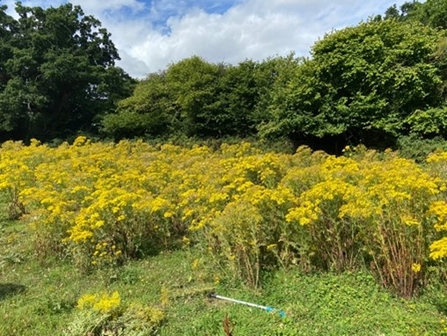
2,0,410,78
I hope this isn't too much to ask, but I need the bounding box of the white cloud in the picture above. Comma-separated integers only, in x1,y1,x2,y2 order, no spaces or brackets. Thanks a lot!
118,50,151,75
120,0,407,77
3,0,410,78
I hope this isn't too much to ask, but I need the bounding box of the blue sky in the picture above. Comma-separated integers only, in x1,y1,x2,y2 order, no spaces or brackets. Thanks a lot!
3,0,410,78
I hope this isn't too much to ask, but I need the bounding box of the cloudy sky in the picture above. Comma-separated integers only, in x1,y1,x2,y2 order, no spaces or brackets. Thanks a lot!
3,0,409,78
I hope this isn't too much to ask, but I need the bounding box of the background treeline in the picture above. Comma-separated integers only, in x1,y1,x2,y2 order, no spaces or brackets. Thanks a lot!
2,1,447,154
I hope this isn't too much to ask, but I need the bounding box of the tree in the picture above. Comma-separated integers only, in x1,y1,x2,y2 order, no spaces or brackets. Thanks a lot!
382,1,422,21
0,5,18,132
101,71,173,139
214,59,288,137
214,60,259,137
405,0,447,29
0,2,134,141
384,0,447,30
164,56,224,137
261,19,447,148
106,56,228,139
101,56,224,139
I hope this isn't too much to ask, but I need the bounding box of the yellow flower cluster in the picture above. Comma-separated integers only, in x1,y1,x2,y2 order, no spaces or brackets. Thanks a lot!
77,291,121,314
2,137,447,296
287,156,439,224
68,292,164,335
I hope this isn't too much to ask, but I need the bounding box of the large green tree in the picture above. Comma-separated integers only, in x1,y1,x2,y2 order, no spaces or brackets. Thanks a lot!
384,0,447,29
261,19,447,147
0,2,134,141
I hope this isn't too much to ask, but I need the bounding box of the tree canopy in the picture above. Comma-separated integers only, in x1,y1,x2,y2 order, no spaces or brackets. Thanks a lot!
384,0,447,30
0,2,134,141
260,19,447,147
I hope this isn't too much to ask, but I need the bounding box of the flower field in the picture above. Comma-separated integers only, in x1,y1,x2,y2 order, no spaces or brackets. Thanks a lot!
2,137,447,298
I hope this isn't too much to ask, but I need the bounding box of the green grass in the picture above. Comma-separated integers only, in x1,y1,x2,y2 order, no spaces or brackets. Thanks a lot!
1,201,447,335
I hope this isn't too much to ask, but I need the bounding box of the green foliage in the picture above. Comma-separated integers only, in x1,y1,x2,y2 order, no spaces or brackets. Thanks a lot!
382,1,422,21
402,0,447,30
407,107,447,136
101,72,172,139
103,55,300,141
164,56,224,136
422,264,447,316
397,134,447,162
263,270,446,335
262,19,446,146
0,3,135,142
215,59,282,137
101,110,165,140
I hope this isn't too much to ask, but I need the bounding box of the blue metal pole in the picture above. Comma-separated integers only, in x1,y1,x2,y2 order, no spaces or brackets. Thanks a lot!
209,293,286,318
